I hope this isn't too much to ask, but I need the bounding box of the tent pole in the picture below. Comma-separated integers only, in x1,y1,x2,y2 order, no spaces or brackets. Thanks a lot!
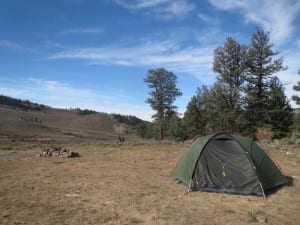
188,179,192,193
259,182,266,199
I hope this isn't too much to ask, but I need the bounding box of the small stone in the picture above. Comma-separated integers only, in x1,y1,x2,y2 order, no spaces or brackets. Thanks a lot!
256,211,268,223
65,193,80,197
3,213,10,218
103,200,117,206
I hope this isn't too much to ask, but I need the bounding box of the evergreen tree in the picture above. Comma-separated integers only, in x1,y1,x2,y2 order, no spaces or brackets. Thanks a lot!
183,28,290,137
187,85,224,133
245,28,286,132
292,70,300,140
267,76,293,138
167,113,188,141
203,82,235,133
144,68,182,140
183,95,205,137
213,37,247,132
292,70,300,105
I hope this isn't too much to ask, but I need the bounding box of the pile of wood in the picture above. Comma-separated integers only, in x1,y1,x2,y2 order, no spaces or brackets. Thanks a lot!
39,147,79,158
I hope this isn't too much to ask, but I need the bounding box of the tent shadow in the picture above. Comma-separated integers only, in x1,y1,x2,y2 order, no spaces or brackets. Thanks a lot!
265,176,294,196
284,175,295,186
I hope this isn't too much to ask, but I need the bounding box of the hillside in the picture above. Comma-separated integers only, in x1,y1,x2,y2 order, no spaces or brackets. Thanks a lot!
0,95,146,141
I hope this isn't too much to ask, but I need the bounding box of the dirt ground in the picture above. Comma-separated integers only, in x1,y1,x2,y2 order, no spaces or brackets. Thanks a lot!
0,140,299,225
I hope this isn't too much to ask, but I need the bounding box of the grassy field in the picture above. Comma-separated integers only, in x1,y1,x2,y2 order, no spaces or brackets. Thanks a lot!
0,106,120,141
0,140,299,225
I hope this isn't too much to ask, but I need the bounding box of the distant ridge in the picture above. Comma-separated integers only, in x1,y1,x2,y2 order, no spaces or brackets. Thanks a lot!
0,95,149,141
0,95,47,111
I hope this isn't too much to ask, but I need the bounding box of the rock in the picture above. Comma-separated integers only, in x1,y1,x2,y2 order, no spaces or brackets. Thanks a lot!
256,211,268,223
39,147,79,158
3,213,10,218
103,200,117,206
65,193,80,197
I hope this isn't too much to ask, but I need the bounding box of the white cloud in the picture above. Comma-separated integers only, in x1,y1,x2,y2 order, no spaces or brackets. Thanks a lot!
59,27,103,35
197,13,218,24
0,78,110,104
0,40,22,49
277,50,300,108
296,39,300,49
48,38,299,109
43,40,68,50
209,0,300,45
64,0,85,4
0,39,39,54
0,78,154,121
49,39,216,84
153,1,195,17
114,0,169,9
195,28,225,45
115,0,195,18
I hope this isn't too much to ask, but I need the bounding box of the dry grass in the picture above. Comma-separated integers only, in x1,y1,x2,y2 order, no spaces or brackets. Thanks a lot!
0,140,299,225
0,106,118,141
256,127,274,141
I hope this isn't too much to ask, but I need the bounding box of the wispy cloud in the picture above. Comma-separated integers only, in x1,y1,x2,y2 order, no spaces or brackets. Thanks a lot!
152,0,195,18
195,28,227,45
0,40,22,49
47,37,298,108
43,40,68,50
296,39,300,49
59,27,103,35
114,0,195,19
0,78,109,104
277,48,300,108
114,0,169,9
209,0,300,45
0,39,39,54
49,39,216,83
197,13,219,24
0,78,153,121
64,0,85,4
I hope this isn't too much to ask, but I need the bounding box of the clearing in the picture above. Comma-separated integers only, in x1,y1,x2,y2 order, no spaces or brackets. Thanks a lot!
0,140,299,225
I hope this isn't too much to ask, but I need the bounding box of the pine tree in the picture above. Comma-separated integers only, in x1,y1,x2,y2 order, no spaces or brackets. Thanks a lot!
213,37,247,132
292,70,300,140
203,82,235,133
167,113,188,141
292,70,300,105
245,28,286,132
144,68,182,140
267,76,293,138
183,95,205,137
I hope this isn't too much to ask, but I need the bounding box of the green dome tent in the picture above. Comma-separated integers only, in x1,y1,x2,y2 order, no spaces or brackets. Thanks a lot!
172,133,287,196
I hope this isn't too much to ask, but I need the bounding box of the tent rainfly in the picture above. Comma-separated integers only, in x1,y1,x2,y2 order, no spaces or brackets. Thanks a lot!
172,133,287,196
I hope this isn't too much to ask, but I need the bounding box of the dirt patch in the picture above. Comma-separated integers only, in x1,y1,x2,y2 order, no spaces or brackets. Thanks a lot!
0,141,299,225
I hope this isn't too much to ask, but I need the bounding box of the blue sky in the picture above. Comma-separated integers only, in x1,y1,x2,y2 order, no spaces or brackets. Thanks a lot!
0,0,299,121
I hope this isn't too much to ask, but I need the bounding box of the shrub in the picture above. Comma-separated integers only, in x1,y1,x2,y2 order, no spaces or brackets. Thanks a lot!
256,126,274,141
